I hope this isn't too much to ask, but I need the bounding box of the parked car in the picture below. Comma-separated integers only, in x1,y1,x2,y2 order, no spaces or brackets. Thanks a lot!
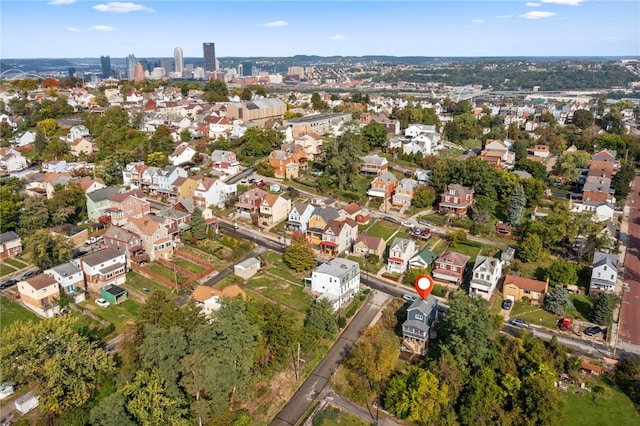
510,318,529,328
0,279,18,290
95,298,110,307
401,220,414,228
584,326,603,336
502,299,513,310
85,236,98,245
257,181,266,188
60,308,70,315
383,216,398,224
402,294,416,303
241,177,249,183
21,270,42,280
418,220,432,227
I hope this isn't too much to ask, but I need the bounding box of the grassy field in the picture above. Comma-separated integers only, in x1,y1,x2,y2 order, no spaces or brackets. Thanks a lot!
511,302,560,328
567,294,594,322
125,272,173,296
0,296,40,332
181,244,228,270
561,380,639,426
147,262,185,284
448,242,483,260
3,257,29,269
364,221,400,241
0,263,17,277
81,297,140,332
171,258,205,274
244,275,314,314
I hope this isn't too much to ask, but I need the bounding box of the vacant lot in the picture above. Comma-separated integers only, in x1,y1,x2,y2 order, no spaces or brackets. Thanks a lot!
80,297,141,333
0,296,40,332
125,272,173,297
363,220,401,242
562,380,638,425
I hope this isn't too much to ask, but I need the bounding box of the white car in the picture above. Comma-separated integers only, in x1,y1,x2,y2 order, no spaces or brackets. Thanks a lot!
401,220,414,228
85,237,98,245
95,298,110,307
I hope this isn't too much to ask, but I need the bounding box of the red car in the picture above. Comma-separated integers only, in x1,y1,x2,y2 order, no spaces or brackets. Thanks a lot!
257,182,266,187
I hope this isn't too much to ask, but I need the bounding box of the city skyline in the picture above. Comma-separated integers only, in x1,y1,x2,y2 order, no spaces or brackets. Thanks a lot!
1,1,639,59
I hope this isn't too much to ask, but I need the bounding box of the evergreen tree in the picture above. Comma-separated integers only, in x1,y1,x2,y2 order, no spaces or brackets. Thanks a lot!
506,183,526,226
190,207,206,240
542,286,574,316
591,292,614,325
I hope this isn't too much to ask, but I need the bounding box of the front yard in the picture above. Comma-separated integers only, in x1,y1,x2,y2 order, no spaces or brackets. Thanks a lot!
363,220,401,241
561,377,639,425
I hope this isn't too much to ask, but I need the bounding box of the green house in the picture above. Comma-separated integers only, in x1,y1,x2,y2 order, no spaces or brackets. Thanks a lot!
100,284,128,305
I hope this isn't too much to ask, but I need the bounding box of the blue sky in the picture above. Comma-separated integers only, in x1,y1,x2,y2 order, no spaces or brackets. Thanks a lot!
2,1,639,58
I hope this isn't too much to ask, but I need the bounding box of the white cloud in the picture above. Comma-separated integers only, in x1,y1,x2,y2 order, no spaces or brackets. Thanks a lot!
48,0,76,5
472,19,486,23
261,20,288,28
519,11,556,19
66,27,81,32
93,2,154,13
328,34,347,40
526,2,541,7
89,25,116,31
541,0,584,5
496,15,513,19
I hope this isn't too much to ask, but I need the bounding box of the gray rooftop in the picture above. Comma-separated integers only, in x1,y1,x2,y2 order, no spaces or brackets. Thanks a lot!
79,247,123,266
0,231,20,244
48,262,81,277
315,258,359,278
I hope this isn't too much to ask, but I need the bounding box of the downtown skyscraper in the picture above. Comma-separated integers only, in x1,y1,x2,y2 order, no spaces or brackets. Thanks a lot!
100,55,111,78
174,47,184,75
126,54,136,81
203,42,216,72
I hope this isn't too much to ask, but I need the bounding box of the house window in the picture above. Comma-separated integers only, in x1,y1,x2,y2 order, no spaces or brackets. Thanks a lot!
415,314,423,321
523,290,531,295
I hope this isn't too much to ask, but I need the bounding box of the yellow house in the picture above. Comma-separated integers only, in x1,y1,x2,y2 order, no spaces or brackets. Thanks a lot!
172,176,200,199
69,138,95,158
502,274,549,305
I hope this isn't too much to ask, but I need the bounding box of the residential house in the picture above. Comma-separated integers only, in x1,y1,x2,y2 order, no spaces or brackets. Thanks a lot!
339,201,370,225
502,275,548,304
533,144,550,159
236,187,269,217
75,248,127,293
367,172,398,200
292,133,323,160
0,147,28,173
45,262,85,303
191,284,246,316
359,154,388,176
68,138,95,158
18,274,60,318
194,177,237,209
432,251,470,286
469,256,503,300
0,231,22,259
309,258,360,311
25,172,73,199
74,176,106,195
387,237,418,274
438,184,474,216
86,186,119,221
283,112,351,137
371,113,400,135
107,189,150,226
352,234,385,258
402,134,437,156
211,150,240,178
168,142,196,166
258,193,291,227
268,149,298,179
591,149,620,172
409,246,437,270
157,207,191,236
320,218,358,256
401,296,438,355
305,206,340,245
392,178,418,207
280,142,308,170
102,226,142,262
13,131,36,147
64,125,90,142
149,166,188,198
125,215,174,261
481,139,515,169
404,124,439,138
170,176,200,199
589,252,619,294
50,223,88,247
414,169,431,186
287,202,315,233
122,162,147,189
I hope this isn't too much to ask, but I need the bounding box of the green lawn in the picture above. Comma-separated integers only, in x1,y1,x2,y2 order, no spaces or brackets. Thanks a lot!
147,262,185,284
81,297,140,332
125,272,173,296
171,258,205,274
447,242,483,260
181,244,228,270
3,257,29,269
567,294,594,322
245,276,314,314
562,380,639,426
0,296,40,332
364,221,400,241
511,302,560,328
0,263,17,277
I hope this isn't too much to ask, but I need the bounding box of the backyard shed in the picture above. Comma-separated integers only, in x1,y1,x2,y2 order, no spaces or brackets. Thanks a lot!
234,257,261,280
14,391,38,414
100,284,128,305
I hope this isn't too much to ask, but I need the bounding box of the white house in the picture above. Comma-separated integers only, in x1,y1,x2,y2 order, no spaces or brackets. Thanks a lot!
404,124,438,138
211,150,240,178
193,177,237,209
168,142,196,166
309,258,360,311
589,252,619,294
13,131,36,147
0,147,28,173
45,262,86,303
468,256,502,300
387,237,418,274
287,202,315,233
64,125,90,143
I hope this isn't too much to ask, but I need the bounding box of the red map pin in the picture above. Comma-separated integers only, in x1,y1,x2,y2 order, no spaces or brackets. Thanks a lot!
414,274,434,300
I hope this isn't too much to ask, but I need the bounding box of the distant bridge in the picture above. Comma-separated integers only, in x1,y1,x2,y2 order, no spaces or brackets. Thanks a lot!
0,69,43,80
449,86,491,102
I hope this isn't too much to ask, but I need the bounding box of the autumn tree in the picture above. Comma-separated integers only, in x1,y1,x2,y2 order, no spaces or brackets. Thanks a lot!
0,317,116,416
346,325,398,389
543,286,574,316
384,366,449,424
284,234,316,272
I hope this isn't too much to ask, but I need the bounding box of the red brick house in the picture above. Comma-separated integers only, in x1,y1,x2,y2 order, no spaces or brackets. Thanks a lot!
438,184,474,216
432,251,470,286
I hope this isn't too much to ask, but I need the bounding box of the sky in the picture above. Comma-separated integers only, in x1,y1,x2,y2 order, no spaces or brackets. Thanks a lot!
1,0,639,58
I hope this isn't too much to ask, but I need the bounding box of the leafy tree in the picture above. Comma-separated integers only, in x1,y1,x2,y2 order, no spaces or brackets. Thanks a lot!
0,177,24,232
0,317,116,416
346,326,398,389
34,128,48,155
518,368,564,426
238,127,284,159
543,286,574,316
303,299,337,345
439,292,494,367
240,87,253,100
284,234,316,272
146,151,168,167
471,194,495,225
361,121,387,150
384,366,448,424
310,92,329,111
121,369,189,426
458,367,505,425
591,292,614,325
411,185,436,208
202,79,229,102
515,158,547,181
321,129,362,190
247,300,298,372
612,162,635,199
572,109,594,129
140,325,188,398
544,260,578,286
89,392,136,426
511,139,529,162
49,182,87,225
37,118,58,137
520,177,545,207
615,357,640,405
25,229,74,269
190,207,207,240
148,125,175,155
519,233,544,263
554,151,591,183
446,229,467,247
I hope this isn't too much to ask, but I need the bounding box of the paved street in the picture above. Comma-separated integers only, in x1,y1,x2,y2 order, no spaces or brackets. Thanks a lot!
270,290,391,426
618,175,640,353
